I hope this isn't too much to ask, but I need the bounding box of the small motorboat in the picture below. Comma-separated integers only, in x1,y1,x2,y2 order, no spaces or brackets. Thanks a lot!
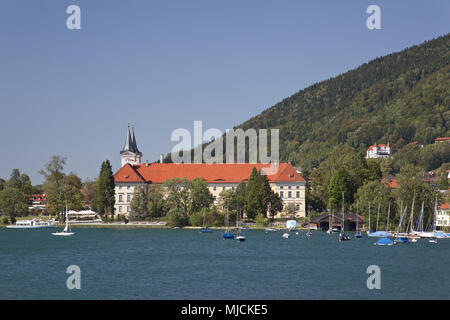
223,232,234,239
199,228,212,233
429,238,437,243
326,229,333,235
354,232,362,238
394,236,409,244
375,237,393,246
265,228,277,233
306,231,312,237
332,227,340,233
282,233,290,239
338,233,351,242
236,235,246,242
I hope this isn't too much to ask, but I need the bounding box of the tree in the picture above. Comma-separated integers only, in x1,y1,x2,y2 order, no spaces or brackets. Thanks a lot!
245,167,264,220
234,181,246,213
81,178,97,211
164,178,191,217
189,178,214,214
267,190,282,220
96,160,115,218
130,185,148,219
0,169,31,223
328,167,354,211
147,184,166,218
0,178,5,191
283,203,297,219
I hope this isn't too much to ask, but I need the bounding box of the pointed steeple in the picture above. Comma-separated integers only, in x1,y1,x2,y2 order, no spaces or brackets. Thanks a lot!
121,123,133,153
120,124,143,167
131,125,141,154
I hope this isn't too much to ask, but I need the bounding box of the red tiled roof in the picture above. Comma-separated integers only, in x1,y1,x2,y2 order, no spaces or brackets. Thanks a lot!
28,194,46,201
439,203,449,210
114,163,304,184
381,179,399,189
434,137,450,141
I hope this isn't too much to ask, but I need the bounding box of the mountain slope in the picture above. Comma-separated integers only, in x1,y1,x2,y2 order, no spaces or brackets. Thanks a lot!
235,33,450,169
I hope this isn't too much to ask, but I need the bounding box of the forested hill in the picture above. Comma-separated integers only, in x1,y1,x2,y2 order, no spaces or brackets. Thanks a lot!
235,33,450,170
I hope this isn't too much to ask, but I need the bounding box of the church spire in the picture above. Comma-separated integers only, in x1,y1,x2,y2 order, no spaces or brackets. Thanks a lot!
131,124,141,154
122,123,133,152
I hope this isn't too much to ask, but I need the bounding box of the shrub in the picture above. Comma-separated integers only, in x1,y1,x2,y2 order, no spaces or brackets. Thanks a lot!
255,213,268,227
167,209,189,227
189,212,203,227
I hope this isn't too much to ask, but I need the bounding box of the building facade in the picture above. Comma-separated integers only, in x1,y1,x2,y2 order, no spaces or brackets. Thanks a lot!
436,203,449,230
113,127,306,218
366,143,392,159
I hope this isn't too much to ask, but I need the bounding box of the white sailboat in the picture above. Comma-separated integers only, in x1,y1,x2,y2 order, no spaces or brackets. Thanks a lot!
52,202,74,236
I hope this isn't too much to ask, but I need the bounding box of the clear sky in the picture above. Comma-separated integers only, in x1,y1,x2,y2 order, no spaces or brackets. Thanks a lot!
0,0,448,184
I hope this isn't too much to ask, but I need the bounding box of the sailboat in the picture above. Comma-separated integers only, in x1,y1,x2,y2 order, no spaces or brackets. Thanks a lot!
199,211,212,233
368,202,392,237
406,193,420,242
355,200,362,238
52,202,74,236
305,213,312,237
235,207,246,242
394,204,409,243
339,193,351,241
223,208,234,239
366,202,373,236
326,213,333,234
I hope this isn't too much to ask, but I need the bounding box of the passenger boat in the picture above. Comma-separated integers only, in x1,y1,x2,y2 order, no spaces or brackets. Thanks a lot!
6,218,55,229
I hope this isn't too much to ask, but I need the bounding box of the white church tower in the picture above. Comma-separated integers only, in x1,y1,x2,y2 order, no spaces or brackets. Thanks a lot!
120,124,143,167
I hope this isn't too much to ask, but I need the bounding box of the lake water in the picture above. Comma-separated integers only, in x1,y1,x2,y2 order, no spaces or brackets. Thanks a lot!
0,228,448,299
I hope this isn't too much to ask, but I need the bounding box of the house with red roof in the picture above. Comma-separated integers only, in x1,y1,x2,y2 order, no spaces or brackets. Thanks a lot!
28,193,47,213
436,203,449,230
434,137,450,143
366,143,392,159
114,127,306,218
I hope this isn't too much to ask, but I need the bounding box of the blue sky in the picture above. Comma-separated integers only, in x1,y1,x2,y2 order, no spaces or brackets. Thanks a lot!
0,0,448,184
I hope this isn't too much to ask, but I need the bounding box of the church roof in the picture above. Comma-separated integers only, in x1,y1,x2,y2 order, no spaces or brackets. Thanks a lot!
120,124,142,155
114,162,305,184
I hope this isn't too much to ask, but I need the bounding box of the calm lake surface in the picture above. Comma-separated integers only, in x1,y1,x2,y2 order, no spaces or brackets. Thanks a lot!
0,228,448,300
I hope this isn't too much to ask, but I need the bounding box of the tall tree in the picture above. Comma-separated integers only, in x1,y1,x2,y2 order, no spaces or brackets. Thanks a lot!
81,178,97,211
245,167,264,220
40,156,83,217
96,160,115,218
0,169,31,222
189,178,214,214
327,167,353,212
164,178,191,217
130,185,148,219
147,184,166,218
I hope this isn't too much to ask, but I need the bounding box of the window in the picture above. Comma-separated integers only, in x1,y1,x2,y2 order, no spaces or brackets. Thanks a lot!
127,194,131,202
296,204,299,210
127,206,130,212
222,186,226,191
119,185,122,190
280,191,284,198
119,206,122,212
119,194,123,202
288,191,292,198
280,186,284,189
232,187,235,191
213,186,217,191
288,186,291,189
296,185,299,189
296,191,300,198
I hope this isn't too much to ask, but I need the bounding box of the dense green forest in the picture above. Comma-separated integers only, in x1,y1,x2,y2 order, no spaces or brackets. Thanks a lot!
237,33,449,170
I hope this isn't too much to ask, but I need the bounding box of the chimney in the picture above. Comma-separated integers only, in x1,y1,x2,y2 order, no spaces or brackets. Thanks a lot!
145,160,149,167
160,153,164,164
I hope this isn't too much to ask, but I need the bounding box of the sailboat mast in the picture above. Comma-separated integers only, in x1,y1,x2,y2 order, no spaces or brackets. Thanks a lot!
368,202,371,232
407,192,416,234
432,195,438,233
356,200,359,232
376,202,380,232
341,192,345,233
386,201,391,232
